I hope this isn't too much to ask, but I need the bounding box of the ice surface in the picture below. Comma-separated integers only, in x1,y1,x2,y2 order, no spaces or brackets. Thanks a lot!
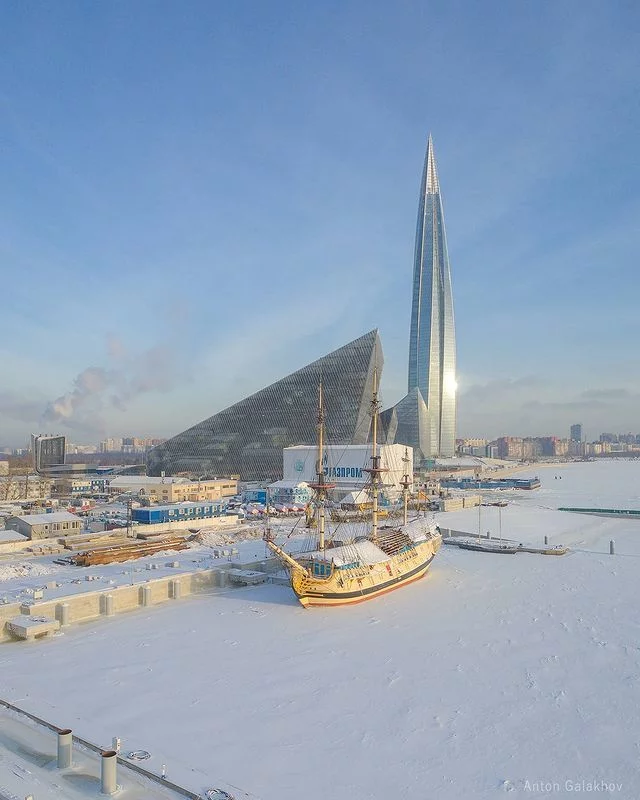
2,460,640,799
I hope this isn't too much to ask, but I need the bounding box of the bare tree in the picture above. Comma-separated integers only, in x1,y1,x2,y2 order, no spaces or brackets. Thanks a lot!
0,462,49,503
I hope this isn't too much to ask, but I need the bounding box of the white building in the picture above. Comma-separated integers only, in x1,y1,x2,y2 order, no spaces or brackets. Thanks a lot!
107,475,237,502
6,511,82,540
0,474,52,502
283,444,412,499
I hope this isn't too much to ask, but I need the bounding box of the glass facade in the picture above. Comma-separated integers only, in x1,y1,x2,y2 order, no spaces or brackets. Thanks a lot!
407,135,456,457
380,387,430,463
147,330,382,481
31,434,67,472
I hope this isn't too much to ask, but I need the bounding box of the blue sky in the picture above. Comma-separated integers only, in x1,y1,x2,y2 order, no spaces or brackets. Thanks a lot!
1,1,639,446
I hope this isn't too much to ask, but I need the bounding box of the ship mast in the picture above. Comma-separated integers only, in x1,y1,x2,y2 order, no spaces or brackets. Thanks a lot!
308,380,335,551
400,447,411,526
364,365,386,542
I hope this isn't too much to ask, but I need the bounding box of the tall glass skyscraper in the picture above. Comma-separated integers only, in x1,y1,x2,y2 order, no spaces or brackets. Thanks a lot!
407,134,456,457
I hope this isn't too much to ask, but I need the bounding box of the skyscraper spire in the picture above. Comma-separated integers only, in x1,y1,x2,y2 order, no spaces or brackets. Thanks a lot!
425,133,439,194
407,135,456,457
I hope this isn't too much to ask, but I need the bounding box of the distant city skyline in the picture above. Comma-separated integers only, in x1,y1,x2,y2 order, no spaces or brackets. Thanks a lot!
6,427,640,460
1,3,639,446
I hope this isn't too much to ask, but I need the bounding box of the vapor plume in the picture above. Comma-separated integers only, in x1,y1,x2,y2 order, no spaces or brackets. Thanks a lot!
43,337,185,430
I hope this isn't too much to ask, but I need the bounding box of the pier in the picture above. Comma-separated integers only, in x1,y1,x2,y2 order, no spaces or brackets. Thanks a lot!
558,507,640,519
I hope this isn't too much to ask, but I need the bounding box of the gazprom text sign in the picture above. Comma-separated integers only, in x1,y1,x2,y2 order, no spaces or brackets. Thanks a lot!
324,466,363,479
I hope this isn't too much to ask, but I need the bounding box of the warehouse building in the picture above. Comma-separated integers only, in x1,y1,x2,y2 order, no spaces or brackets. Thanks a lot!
5,511,82,540
108,476,237,503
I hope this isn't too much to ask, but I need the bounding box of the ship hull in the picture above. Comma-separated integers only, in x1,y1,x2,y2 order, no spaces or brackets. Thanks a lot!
290,536,441,608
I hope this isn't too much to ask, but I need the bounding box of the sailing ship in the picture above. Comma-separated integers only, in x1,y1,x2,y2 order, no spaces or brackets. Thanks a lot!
264,370,442,607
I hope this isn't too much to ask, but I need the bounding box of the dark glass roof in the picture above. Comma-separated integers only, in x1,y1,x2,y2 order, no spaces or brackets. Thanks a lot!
147,330,382,482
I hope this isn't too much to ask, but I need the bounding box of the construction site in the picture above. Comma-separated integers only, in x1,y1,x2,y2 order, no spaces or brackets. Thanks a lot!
0,518,285,644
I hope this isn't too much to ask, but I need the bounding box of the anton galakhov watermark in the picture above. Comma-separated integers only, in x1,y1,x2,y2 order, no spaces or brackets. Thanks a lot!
524,779,623,793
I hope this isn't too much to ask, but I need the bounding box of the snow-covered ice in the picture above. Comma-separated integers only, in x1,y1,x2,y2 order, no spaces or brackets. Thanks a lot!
2,460,640,799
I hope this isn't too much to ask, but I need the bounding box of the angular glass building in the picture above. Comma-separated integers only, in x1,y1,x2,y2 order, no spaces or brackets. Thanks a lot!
379,387,430,462
407,134,456,457
147,330,382,481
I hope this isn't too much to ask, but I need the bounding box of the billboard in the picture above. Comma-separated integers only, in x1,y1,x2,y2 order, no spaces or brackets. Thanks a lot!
283,444,412,496
32,434,67,472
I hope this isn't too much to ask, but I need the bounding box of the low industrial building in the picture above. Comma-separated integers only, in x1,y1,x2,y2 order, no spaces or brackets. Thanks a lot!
243,488,267,504
266,480,312,506
5,511,83,540
132,501,229,525
51,477,93,497
108,476,237,503
437,495,482,512
0,475,52,503
440,477,541,490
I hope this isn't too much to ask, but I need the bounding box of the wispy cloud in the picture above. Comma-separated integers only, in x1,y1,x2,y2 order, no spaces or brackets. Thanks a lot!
458,377,640,440
521,399,609,412
459,376,545,406
198,272,382,410
580,388,632,401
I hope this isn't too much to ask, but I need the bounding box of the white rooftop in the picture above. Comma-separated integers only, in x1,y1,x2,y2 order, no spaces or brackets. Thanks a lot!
285,443,401,450
12,511,81,525
0,529,26,541
108,476,187,486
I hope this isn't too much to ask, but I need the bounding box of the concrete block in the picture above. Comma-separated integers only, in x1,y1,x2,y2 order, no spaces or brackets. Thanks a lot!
228,569,267,586
56,602,70,626
101,594,114,616
7,614,60,640
215,569,228,588
140,585,152,607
